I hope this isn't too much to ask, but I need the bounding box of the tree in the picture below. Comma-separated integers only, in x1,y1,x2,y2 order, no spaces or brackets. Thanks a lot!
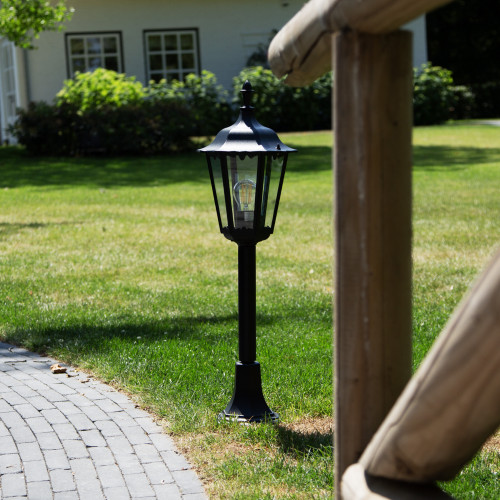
0,0,74,49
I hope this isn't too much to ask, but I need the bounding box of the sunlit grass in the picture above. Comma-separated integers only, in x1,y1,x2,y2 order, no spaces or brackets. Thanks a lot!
0,123,499,498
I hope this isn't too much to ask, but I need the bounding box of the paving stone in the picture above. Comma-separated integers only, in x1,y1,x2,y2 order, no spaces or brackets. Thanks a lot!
0,472,27,497
88,446,116,466
160,450,191,471
0,409,26,429
1,392,27,410
0,420,9,435
0,453,22,474
80,429,107,447
94,419,121,437
0,434,18,454
153,482,183,499
50,468,77,492
135,416,164,434
94,398,123,413
104,486,132,500
66,412,95,431
122,424,152,445
12,402,40,419
26,395,55,411
172,469,206,495
53,400,80,415
26,480,53,500
114,453,144,475
23,459,50,482
62,438,90,459
17,441,44,462
25,416,53,434
0,398,14,412
52,422,79,440
111,410,137,428
149,432,176,452
96,463,127,489
80,404,109,422
37,431,63,451
9,424,36,444
143,460,174,485
43,448,71,471
41,408,68,425
123,471,156,498
106,434,135,455
134,443,161,464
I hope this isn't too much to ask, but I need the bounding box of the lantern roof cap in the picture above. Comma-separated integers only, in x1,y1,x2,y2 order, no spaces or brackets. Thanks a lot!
198,81,297,155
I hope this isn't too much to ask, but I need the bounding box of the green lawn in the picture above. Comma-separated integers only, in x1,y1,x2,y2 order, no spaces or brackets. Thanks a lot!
0,124,499,498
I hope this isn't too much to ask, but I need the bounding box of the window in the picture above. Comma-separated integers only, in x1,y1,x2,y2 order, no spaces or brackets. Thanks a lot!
144,29,199,83
66,33,123,75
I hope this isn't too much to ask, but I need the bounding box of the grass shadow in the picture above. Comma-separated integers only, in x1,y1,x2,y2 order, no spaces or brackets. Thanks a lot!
413,145,500,171
0,144,333,189
276,420,333,458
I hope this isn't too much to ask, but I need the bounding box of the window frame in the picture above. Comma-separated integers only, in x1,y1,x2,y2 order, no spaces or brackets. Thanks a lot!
143,28,201,83
65,31,124,76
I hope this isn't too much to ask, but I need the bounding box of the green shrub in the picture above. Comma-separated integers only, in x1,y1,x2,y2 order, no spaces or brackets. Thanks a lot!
11,99,193,156
146,70,232,136
9,101,80,155
413,63,455,125
232,67,332,132
56,68,145,111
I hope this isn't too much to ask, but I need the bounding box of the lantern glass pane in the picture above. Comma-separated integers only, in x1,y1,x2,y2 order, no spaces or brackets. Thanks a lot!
262,154,285,227
229,156,258,230
209,157,228,228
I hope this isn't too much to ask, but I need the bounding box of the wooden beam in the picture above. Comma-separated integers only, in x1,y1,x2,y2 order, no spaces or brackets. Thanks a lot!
268,0,454,86
342,463,453,499
334,29,413,497
359,247,500,482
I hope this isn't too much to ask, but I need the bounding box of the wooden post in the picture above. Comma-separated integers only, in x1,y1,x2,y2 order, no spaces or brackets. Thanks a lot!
334,30,413,497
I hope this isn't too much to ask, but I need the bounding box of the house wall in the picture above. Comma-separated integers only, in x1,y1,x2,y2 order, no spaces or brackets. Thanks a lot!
23,0,428,104
26,0,305,103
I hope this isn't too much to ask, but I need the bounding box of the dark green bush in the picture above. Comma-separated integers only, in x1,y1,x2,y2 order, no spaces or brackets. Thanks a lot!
11,99,193,156
232,67,332,132
413,63,455,125
147,70,232,136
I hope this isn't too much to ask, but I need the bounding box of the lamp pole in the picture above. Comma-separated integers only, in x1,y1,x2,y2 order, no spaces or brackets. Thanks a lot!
199,81,296,423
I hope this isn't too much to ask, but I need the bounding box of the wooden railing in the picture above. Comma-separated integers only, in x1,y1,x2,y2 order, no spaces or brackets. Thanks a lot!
268,1,500,498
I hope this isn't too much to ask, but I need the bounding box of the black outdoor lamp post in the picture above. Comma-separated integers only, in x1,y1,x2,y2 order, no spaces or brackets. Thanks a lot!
198,80,296,423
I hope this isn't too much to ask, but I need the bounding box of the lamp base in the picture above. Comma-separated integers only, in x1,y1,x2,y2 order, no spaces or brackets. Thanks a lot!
220,361,279,424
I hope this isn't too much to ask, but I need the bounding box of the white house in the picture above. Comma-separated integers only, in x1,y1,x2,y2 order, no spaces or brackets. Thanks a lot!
0,0,428,142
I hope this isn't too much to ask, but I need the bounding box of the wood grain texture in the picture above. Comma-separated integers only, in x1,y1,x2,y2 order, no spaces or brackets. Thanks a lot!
333,30,413,496
268,0,453,86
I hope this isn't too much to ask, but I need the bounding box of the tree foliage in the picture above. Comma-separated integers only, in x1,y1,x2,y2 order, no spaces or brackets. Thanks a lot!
0,0,74,49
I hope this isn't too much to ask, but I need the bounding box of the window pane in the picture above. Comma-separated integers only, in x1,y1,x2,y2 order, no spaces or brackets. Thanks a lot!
71,58,86,73
88,57,102,70
149,54,163,71
148,35,161,51
164,34,177,51
165,54,178,70
70,38,84,55
167,73,180,82
181,53,195,70
180,34,194,50
103,37,117,54
86,37,101,54
104,56,118,71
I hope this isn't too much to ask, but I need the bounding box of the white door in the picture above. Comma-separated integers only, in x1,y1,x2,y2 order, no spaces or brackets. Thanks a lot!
0,40,20,143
